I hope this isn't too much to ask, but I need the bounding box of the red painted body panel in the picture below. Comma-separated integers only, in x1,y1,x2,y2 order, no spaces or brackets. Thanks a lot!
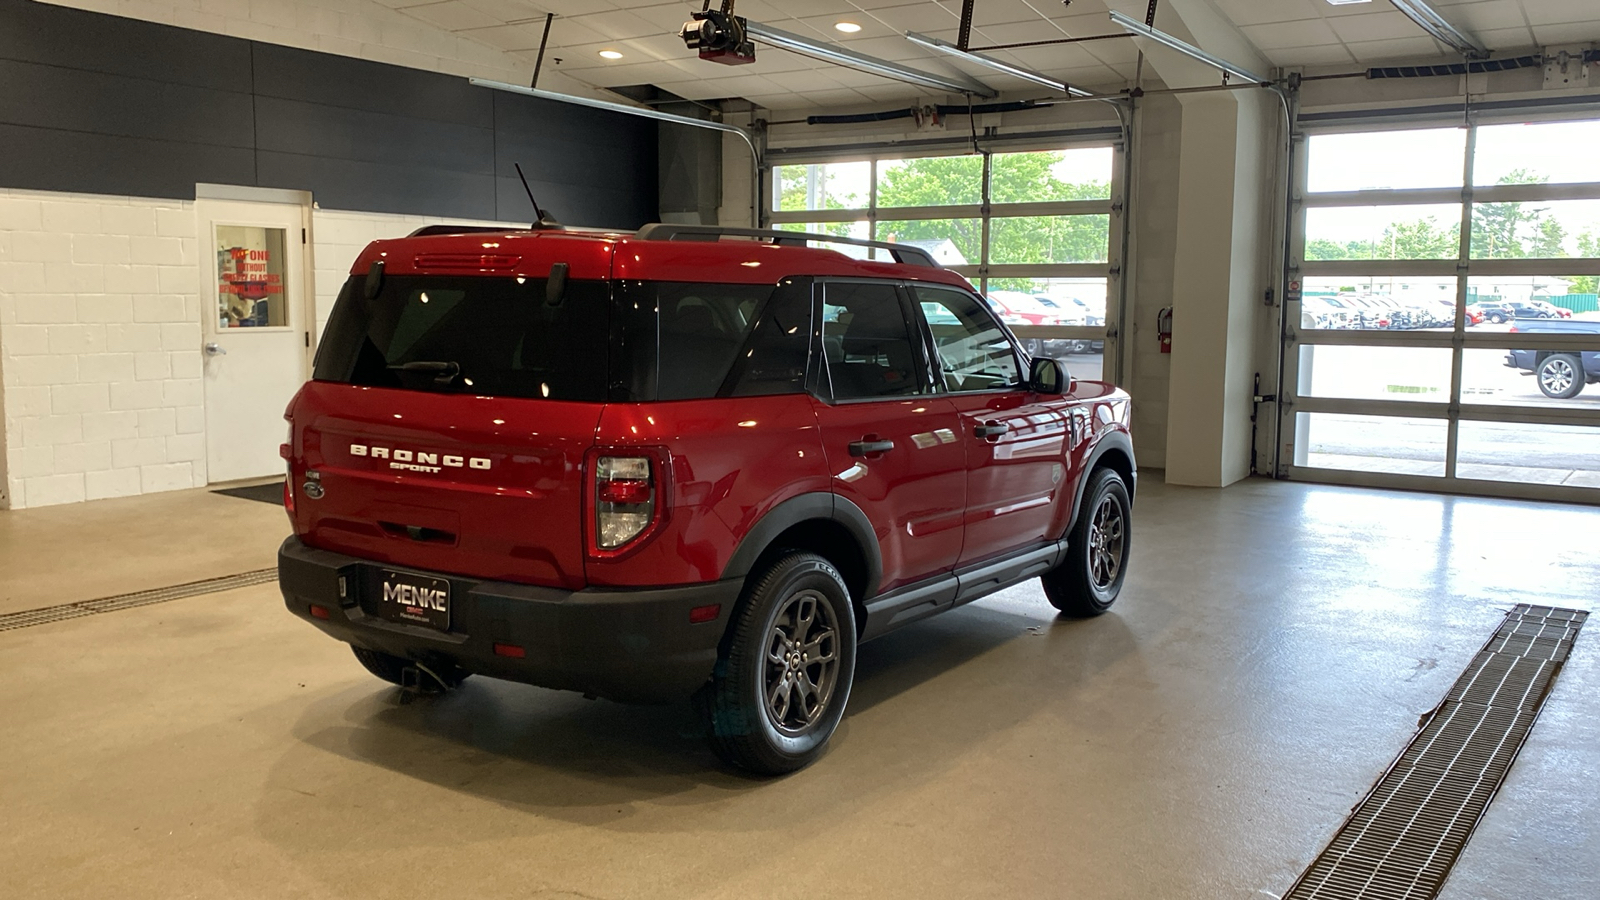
288,225,1135,599
810,397,967,593
586,395,828,587
287,382,600,589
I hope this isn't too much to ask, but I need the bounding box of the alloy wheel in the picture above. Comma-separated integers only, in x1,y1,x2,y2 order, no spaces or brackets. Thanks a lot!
1088,495,1125,589
764,589,840,735
1542,359,1575,395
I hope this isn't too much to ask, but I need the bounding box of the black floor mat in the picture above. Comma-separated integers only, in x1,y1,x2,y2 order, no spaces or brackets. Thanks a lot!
212,481,284,505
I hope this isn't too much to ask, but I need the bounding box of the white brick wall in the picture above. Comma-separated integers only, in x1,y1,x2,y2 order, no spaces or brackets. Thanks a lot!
1,189,206,509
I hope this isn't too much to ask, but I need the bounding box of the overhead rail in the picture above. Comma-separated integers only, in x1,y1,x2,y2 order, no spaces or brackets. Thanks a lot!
905,30,1093,97
1108,9,1269,86
743,20,996,98
1389,0,1490,59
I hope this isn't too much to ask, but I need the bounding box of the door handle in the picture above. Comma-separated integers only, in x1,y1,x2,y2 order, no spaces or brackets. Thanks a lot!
848,439,895,457
974,422,1009,439
204,342,227,356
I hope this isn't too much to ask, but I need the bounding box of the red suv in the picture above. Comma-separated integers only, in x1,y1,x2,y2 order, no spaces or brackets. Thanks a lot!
278,223,1136,774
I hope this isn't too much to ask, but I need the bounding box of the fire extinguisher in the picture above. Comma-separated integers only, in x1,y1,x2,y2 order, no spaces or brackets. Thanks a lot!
1157,306,1172,354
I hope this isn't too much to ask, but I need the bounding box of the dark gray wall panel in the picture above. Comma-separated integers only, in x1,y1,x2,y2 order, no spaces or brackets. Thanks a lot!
0,123,256,197
253,95,494,175
0,0,249,92
0,59,252,148
250,43,493,129
258,152,497,221
0,0,657,223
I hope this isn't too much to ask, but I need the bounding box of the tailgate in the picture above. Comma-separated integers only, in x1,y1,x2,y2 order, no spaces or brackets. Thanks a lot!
290,382,599,588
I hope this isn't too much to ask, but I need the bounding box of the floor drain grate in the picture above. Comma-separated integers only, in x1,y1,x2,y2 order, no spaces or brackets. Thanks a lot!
1282,604,1587,900
0,568,277,632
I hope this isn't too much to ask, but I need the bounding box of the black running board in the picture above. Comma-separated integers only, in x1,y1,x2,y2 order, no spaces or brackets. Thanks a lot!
859,541,1064,642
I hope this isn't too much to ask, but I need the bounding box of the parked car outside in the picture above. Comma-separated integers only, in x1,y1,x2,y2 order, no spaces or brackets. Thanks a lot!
1470,300,1515,324
279,222,1137,774
1505,318,1600,398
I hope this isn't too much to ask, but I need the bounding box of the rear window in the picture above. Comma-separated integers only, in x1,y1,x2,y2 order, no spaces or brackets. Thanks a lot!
314,274,610,401
314,274,814,403
612,278,813,401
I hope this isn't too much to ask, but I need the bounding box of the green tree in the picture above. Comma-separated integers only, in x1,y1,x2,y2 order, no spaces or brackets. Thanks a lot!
1571,230,1600,294
1471,169,1553,259
873,152,1110,290
1382,217,1459,259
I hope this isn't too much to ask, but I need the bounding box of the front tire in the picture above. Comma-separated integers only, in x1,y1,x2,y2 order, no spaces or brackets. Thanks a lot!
1537,353,1584,400
1042,468,1131,617
698,552,857,775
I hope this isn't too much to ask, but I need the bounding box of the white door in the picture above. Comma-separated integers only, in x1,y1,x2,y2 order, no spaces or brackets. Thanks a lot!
198,197,313,483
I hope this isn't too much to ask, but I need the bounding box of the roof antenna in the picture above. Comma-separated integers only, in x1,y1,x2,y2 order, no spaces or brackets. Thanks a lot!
514,162,559,228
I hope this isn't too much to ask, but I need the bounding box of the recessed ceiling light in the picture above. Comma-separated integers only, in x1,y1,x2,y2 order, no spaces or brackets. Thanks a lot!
834,22,862,33
1325,0,1372,5
598,49,623,59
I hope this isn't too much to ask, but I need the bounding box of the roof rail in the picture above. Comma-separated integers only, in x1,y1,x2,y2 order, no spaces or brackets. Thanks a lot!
407,225,521,238
632,223,939,268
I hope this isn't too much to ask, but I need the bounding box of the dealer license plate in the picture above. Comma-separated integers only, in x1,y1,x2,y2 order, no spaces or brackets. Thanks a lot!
374,568,450,631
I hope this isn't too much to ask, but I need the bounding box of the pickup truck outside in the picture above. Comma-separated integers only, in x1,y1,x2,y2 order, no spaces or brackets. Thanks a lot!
1505,317,1600,399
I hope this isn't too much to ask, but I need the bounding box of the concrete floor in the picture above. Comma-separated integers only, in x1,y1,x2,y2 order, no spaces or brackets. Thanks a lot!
1,478,1595,899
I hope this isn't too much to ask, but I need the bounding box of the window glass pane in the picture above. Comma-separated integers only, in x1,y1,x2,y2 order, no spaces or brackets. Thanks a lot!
990,147,1113,203
1456,421,1600,487
773,162,870,212
1304,205,1461,260
1469,199,1600,259
653,283,768,401
912,285,1020,392
876,219,980,266
1306,128,1466,192
821,282,924,399
1474,121,1600,187
313,275,609,401
1462,346,1600,409
875,155,981,208
1300,277,1458,332
1294,412,1447,476
731,279,813,398
216,225,287,328
1466,275,1597,323
1297,345,1453,403
988,215,1109,264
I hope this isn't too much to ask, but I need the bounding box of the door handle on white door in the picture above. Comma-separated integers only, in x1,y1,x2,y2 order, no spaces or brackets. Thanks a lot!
205,343,227,356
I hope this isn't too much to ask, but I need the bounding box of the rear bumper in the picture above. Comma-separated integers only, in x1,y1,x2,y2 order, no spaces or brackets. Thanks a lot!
278,537,741,703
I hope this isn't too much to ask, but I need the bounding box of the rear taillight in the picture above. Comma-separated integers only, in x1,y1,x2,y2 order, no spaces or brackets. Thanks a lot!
595,455,655,550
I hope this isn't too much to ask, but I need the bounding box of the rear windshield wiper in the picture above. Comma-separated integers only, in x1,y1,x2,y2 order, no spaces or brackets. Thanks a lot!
388,360,462,388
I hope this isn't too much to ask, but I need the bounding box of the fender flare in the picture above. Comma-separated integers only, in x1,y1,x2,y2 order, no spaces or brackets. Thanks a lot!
721,492,883,601
1067,429,1136,534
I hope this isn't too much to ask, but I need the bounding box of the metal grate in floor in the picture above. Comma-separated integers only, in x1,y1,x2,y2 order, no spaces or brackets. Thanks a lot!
0,568,277,632
1283,604,1587,900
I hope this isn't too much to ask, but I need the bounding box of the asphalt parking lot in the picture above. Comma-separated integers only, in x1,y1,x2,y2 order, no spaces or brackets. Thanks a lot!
1297,325,1599,485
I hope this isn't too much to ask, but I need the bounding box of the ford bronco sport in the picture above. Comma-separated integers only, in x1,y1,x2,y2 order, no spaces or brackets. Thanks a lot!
278,222,1135,774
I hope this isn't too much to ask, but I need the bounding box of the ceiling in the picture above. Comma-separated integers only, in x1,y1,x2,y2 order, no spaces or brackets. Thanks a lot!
371,0,1600,110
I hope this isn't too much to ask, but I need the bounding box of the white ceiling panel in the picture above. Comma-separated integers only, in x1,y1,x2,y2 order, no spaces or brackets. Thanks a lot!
382,0,1600,113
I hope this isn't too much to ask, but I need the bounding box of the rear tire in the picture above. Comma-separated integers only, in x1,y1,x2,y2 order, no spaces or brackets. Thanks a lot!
1537,354,1584,400
350,645,468,691
1042,468,1131,617
697,552,857,775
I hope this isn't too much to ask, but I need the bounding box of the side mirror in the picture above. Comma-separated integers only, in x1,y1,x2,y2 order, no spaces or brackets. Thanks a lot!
1029,356,1069,395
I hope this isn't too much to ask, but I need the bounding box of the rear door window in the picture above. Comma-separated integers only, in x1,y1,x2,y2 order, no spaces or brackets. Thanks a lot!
820,281,928,400
314,274,609,401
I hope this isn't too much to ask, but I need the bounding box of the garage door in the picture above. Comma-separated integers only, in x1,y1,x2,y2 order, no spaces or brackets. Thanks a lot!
1279,117,1600,502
